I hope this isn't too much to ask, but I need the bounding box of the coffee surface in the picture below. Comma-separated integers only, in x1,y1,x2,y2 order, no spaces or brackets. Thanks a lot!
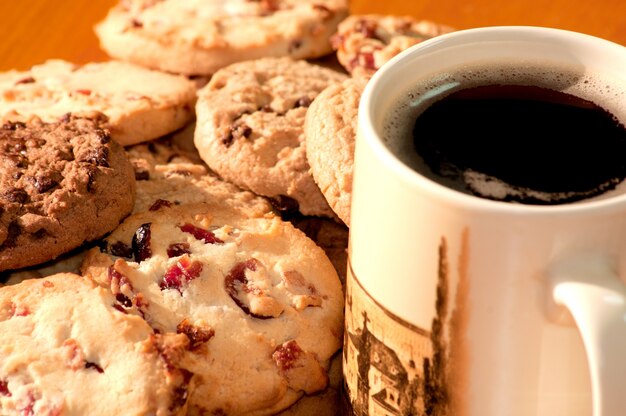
383,62,626,204
412,84,626,204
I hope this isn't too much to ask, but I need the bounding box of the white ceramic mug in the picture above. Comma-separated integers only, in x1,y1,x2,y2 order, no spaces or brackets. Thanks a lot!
343,27,626,416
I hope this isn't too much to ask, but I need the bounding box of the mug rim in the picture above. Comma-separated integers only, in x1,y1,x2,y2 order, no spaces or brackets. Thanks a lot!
359,25,626,217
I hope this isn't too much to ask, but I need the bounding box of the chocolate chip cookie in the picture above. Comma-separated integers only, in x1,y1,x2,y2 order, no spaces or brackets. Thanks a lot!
194,57,347,218
305,77,368,225
0,115,135,272
96,0,349,75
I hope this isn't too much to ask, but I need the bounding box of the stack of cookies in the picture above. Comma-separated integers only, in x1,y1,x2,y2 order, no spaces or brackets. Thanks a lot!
0,1,453,415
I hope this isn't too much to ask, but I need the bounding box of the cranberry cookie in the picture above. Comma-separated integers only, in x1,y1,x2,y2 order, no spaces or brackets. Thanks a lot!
81,203,344,415
95,0,349,76
194,57,347,218
0,115,135,272
331,14,454,77
0,60,196,145
0,273,192,415
304,77,368,226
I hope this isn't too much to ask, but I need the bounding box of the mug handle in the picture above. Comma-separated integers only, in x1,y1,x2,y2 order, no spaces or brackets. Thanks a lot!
549,254,626,416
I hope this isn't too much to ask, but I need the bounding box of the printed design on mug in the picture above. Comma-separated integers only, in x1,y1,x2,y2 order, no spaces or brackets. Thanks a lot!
344,232,469,415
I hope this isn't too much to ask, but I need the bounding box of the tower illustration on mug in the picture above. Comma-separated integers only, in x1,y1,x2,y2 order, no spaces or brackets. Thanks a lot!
343,236,469,415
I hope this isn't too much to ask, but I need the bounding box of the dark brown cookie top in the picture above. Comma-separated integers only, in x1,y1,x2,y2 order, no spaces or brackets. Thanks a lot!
0,114,136,271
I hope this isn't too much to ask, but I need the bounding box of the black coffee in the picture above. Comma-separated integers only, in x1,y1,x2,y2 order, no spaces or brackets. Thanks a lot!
384,63,626,204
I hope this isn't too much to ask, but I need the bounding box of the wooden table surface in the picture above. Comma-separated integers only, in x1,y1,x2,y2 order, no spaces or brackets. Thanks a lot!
0,0,624,72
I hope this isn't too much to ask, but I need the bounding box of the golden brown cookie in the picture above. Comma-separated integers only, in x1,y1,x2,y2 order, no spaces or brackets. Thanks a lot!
96,0,349,75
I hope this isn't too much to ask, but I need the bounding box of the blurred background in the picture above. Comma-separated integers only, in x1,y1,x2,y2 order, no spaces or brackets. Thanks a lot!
0,0,624,71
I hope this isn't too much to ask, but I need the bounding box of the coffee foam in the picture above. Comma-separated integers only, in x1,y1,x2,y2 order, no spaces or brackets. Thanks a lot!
382,60,626,204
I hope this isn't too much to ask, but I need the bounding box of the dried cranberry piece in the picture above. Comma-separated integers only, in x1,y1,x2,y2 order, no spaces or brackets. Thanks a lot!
116,293,132,307
355,19,379,39
160,255,203,293
109,241,133,259
85,361,104,373
167,242,190,258
108,266,134,298
224,258,273,319
177,319,215,350
21,392,35,416
112,304,128,314
272,340,303,371
9,303,29,317
0,379,10,397
149,199,173,211
179,223,223,244
132,223,152,262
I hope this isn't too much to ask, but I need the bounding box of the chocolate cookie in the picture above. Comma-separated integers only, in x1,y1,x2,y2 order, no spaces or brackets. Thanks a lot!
81,202,344,415
0,115,135,272
331,14,454,77
95,0,349,76
194,57,347,218
0,273,192,415
0,60,196,145
305,77,368,225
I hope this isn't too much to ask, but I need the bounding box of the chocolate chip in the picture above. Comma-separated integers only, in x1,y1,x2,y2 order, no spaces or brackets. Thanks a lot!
294,96,312,108
85,166,98,192
134,169,150,181
95,128,111,144
14,76,35,85
85,361,104,373
131,18,143,28
2,121,26,131
3,189,29,204
288,39,303,54
33,176,59,193
221,122,252,147
81,147,109,167
170,370,193,411
1,221,21,249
